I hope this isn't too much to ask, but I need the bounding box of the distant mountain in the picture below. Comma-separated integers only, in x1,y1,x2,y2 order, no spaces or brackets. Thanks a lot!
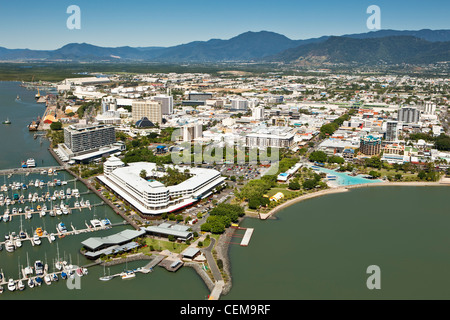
266,36,450,65
342,29,450,42
142,31,307,62
0,29,449,64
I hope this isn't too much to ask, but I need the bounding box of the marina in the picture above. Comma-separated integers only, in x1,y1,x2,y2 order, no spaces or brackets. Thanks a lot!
0,82,211,299
0,257,89,292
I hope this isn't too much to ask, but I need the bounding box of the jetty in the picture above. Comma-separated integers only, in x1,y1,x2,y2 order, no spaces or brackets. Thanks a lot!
227,225,254,247
0,166,65,176
240,228,254,247
0,261,88,292
1,201,103,222
98,255,164,281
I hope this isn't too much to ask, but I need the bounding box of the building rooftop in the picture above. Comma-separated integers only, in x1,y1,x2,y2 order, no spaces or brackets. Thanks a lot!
81,229,146,251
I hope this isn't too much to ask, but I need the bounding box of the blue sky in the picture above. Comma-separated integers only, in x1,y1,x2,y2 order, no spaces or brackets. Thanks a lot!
0,0,449,49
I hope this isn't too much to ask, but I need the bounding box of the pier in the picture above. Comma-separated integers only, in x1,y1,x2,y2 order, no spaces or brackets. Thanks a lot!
227,226,254,247
0,166,65,176
0,216,117,251
240,228,254,247
0,261,88,291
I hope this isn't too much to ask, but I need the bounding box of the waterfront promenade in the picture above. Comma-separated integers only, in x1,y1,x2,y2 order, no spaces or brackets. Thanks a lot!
259,178,450,220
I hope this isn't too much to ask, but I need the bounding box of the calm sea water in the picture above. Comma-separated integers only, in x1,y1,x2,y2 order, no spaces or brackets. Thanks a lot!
224,186,450,300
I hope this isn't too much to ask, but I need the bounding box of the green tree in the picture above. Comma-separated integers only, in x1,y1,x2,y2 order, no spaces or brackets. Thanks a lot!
50,121,62,131
309,151,328,163
368,170,381,178
288,181,301,190
302,179,317,190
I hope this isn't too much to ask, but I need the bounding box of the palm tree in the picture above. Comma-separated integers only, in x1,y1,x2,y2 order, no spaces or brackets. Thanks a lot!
140,169,147,179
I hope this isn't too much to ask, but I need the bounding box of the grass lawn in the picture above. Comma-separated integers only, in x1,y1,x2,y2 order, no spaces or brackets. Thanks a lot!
266,187,301,198
142,238,189,254
371,168,419,180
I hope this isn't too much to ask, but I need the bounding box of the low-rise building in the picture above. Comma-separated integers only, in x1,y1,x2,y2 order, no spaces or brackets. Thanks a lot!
97,162,226,216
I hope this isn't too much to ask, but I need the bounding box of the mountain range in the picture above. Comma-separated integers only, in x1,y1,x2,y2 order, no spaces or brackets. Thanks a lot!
1,29,449,65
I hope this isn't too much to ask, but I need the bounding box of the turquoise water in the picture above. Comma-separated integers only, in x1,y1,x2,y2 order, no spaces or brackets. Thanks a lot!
314,166,383,186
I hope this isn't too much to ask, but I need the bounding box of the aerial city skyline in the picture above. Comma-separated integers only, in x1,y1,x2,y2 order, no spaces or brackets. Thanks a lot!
0,0,449,311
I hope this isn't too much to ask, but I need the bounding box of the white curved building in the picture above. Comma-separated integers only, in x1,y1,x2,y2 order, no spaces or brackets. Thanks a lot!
97,162,225,216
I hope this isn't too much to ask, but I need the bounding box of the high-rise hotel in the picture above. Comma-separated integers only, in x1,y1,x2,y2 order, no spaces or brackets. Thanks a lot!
131,100,162,125
64,124,116,154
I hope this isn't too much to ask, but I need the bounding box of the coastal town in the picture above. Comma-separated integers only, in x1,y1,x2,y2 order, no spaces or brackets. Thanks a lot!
1,69,447,298
0,63,447,301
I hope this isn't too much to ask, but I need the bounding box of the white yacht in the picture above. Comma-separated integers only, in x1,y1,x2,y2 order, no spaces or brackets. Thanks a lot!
121,271,135,280
14,238,22,248
44,274,52,285
27,278,35,288
90,219,102,228
17,280,25,291
7,279,15,291
32,234,41,246
27,158,36,168
34,261,44,276
5,240,15,252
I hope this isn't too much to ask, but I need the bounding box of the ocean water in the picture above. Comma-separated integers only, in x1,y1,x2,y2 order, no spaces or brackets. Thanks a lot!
224,186,450,300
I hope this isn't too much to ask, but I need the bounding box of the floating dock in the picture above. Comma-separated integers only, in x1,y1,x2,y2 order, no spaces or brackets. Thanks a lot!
240,228,254,247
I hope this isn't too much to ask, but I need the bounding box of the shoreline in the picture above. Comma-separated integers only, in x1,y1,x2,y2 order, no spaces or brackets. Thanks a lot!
258,178,450,220
43,124,450,299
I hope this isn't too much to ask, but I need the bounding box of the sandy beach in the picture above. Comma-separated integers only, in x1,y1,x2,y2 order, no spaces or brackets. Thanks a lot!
259,177,450,220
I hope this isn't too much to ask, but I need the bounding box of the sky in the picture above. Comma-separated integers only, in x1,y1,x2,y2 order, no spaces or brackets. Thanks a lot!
0,0,449,50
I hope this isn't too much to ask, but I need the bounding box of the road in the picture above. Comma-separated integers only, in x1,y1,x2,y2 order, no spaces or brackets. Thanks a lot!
200,237,223,282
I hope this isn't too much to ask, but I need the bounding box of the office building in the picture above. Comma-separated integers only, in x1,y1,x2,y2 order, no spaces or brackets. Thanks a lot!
180,123,203,142
245,127,295,149
188,92,212,101
385,121,398,142
132,100,162,125
398,107,420,124
252,106,265,121
231,99,249,111
101,96,117,113
424,102,436,115
152,94,173,115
